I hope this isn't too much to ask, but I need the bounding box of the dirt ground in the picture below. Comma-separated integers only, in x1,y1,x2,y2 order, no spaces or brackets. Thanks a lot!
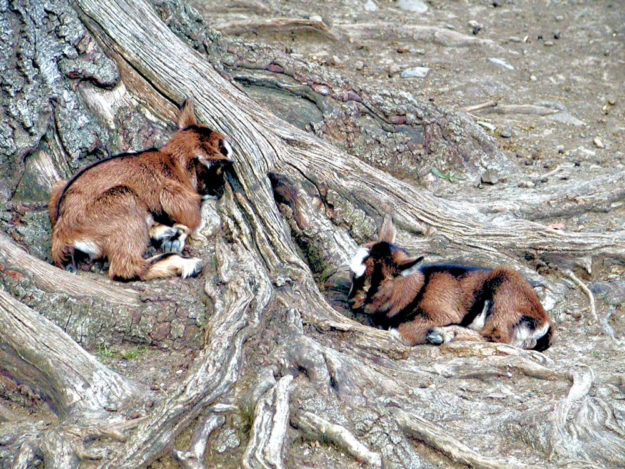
2,1,624,466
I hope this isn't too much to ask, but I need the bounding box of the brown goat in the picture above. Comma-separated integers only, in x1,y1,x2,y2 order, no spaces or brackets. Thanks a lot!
347,216,554,351
48,99,233,280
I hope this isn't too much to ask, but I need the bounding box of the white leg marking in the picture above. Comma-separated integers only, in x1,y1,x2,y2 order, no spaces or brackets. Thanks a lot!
74,240,101,259
149,224,178,241
349,248,370,277
468,300,490,331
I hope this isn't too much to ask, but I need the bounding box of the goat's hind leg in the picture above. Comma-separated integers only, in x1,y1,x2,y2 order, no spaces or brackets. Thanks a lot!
142,252,202,280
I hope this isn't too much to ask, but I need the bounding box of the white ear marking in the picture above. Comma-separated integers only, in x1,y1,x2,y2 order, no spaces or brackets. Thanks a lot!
349,248,369,277
221,139,233,158
400,263,421,277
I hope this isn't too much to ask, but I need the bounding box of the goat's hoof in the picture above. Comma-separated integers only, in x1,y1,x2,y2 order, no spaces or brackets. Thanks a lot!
426,328,445,345
162,238,183,253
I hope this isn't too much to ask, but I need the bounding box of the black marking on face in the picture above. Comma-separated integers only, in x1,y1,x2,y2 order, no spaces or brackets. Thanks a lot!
533,324,552,352
184,125,217,143
519,315,538,330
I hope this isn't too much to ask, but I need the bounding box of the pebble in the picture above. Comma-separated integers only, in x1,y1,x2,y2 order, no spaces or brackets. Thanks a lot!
397,0,428,13
488,57,515,70
530,75,537,81
364,0,378,11
499,127,513,138
400,66,430,78
593,137,605,148
607,96,616,105
388,64,401,74
518,180,535,188
309,14,323,22
508,36,522,42
481,170,500,185
355,60,365,71
544,41,554,46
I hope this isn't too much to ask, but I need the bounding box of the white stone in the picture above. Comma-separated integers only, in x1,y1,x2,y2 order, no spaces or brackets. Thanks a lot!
397,0,428,13
400,66,430,78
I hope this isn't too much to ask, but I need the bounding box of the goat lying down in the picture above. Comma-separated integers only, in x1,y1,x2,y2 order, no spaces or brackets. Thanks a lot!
347,216,553,351
48,99,233,281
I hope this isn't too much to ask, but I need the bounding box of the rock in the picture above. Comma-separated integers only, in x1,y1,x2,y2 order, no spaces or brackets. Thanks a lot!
544,41,554,46
481,170,500,185
400,66,430,78
499,127,513,138
364,0,378,11
593,137,605,149
397,0,428,13
488,58,515,70
547,112,584,126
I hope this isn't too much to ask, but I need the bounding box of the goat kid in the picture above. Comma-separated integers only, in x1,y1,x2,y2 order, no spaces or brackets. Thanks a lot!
347,216,553,351
48,99,233,281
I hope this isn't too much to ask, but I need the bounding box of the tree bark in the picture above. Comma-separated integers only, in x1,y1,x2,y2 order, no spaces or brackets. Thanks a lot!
0,0,624,468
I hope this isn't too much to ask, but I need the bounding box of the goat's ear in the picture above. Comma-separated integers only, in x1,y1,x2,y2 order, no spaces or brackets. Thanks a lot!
377,214,395,243
178,98,197,128
398,256,424,276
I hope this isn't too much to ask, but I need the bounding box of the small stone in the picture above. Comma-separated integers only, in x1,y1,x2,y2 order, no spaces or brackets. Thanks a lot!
555,15,564,21
530,75,537,81
488,57,514,70
355,60,365,71
593,137,605,149
468,20,482,28
544,41,554,46
397,0,428,13
400,66,430,78
309,14,323,22
607,96,616,105
518,180,535,188
364,0,378,11
499,127,513,138
508,36,522,42
481,170,500,185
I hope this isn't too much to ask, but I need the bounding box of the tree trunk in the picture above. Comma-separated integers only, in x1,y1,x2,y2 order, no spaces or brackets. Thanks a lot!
1,0,624,468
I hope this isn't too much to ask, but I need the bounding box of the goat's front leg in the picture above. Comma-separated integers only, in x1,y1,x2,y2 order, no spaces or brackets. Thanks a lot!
425,325,486,345
149,222,192,253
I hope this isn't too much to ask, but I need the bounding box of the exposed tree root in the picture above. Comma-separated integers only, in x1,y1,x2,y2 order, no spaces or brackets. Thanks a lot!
291,410,383,468
396,409,542,469
215,17,338,40
0,233,139,307
243,375,293,469
564,269,598,324
173,414,225,469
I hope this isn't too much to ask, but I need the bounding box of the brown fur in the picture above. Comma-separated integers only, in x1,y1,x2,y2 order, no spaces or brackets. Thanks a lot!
348,216,553,350
48,99,232,280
